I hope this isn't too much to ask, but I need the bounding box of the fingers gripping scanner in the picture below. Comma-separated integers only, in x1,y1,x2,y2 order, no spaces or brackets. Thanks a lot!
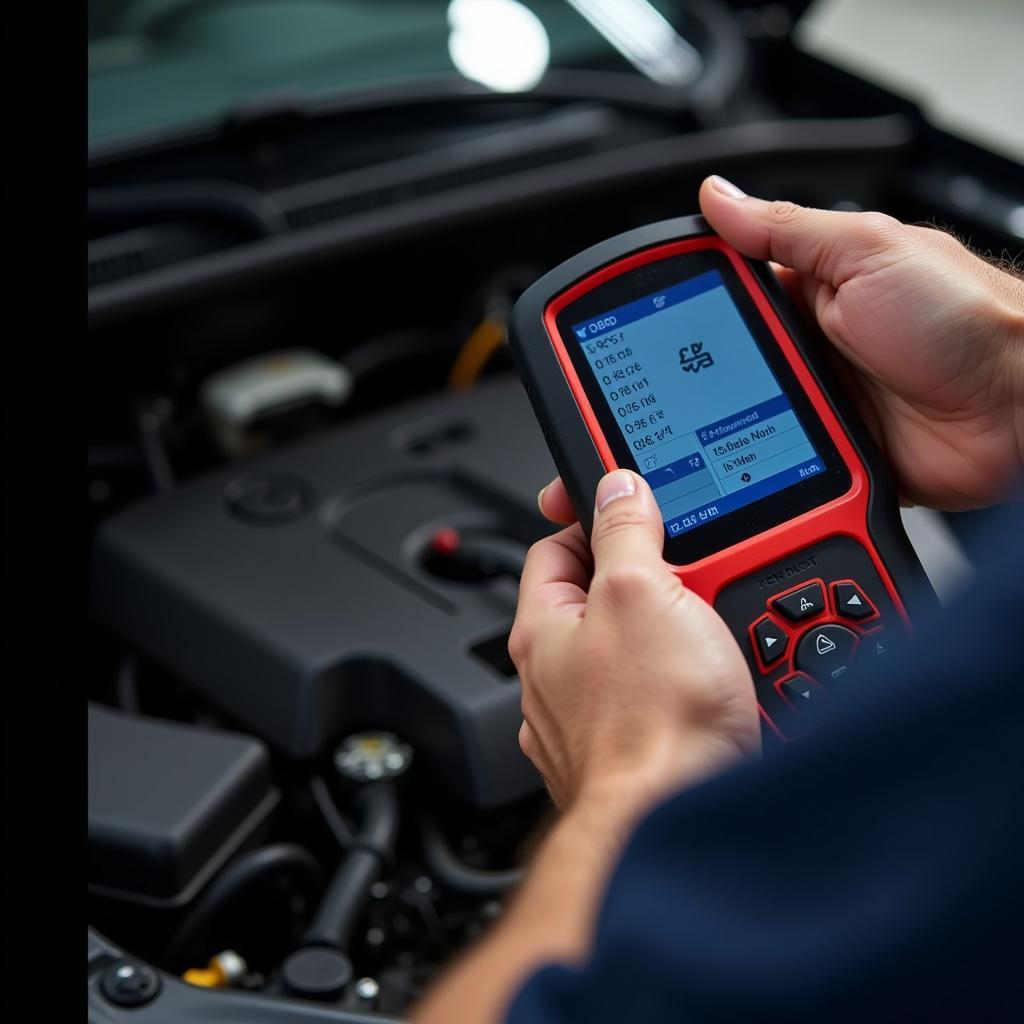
510,217,936,740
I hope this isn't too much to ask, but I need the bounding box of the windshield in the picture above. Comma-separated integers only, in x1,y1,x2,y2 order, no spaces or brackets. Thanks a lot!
88,0,694,146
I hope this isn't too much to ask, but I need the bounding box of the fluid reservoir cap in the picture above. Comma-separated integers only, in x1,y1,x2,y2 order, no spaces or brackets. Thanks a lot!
202,348,352,428
281,947,353,1000
224,472,312,525
334,731,413,783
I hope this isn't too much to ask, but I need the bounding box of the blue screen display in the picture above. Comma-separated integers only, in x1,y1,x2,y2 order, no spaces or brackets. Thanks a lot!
571,269,825,536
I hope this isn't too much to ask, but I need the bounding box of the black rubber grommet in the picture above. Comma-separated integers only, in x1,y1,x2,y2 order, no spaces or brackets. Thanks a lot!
224,472,312,525
281,947,353,1001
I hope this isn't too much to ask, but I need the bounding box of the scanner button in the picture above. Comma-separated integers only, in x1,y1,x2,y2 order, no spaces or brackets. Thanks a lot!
772,582,825,622
752,616,788,667
858,628,889,666
777,673,821,709
833,581,875,620
795,624,859,682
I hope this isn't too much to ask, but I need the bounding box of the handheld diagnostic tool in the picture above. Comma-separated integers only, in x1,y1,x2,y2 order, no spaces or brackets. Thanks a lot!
510,216,936,740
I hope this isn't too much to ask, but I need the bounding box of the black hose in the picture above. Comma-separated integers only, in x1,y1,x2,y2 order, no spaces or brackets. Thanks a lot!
136,403,176,494
310,775,355,850
352,785,402,858
454,535,527,582
304,785,400,951
167,843,323,963
304,849,381,952
115,656,141,714
419,813,523,897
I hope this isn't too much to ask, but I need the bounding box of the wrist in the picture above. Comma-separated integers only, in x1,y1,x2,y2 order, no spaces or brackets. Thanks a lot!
993,280,1024,472
572,728,750,837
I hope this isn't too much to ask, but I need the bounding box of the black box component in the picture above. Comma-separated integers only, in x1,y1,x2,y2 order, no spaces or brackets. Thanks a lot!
88,704,278,905
90,377,557,807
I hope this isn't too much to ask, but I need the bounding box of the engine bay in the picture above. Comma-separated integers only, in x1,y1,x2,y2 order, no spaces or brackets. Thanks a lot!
85,4,1022,1020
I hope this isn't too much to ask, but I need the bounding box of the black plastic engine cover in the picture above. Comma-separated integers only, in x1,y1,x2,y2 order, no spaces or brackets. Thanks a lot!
88,704,277,905
91,377,557,807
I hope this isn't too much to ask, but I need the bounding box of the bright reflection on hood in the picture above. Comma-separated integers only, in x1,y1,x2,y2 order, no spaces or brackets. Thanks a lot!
447,0,551,93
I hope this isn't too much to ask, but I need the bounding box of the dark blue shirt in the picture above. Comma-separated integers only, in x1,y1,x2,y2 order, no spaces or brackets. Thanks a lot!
508,505,1024,1023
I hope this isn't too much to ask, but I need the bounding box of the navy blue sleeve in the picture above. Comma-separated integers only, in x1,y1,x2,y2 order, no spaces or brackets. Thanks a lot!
507,505,1024,1024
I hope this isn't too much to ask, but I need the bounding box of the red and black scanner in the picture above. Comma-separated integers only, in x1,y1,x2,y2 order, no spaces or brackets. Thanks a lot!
509,216,937,741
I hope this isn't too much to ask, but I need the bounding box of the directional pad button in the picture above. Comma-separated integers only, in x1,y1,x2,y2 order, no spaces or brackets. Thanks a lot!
752,616,788,667
776,673,821,709
833,581,875,620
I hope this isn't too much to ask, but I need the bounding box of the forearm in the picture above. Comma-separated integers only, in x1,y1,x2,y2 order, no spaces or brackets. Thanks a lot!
410,736,744,1024
410,782,654,1024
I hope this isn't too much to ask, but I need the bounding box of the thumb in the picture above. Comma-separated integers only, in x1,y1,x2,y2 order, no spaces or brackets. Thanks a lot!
698,175,905,285
589,470,665,578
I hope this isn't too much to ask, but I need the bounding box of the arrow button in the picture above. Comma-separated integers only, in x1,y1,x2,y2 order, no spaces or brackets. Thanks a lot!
777,674,822,709
752,616,788,668
833,581,875,621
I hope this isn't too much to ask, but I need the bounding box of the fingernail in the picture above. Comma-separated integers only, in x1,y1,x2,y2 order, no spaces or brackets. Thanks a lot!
536,484,548,514
709,174,746,199
596,470,636,512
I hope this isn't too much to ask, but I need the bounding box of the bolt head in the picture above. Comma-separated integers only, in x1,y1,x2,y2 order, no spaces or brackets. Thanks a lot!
101,960,161,1007
354,977,380,1000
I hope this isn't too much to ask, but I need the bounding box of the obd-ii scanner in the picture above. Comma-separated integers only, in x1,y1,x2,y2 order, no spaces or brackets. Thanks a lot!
510,217,937,740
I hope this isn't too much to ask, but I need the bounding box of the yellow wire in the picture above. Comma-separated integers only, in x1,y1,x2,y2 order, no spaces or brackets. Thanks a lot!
447,316,507,391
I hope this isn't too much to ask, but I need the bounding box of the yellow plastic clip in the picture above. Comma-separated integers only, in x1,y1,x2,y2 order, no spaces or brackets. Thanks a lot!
182,950,246,988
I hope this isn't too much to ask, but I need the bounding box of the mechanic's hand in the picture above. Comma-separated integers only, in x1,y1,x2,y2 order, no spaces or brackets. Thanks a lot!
510,470,760,813
699,176,1024,511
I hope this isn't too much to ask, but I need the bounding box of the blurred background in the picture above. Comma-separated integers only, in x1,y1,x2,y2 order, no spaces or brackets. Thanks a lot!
87,2,1022,1020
